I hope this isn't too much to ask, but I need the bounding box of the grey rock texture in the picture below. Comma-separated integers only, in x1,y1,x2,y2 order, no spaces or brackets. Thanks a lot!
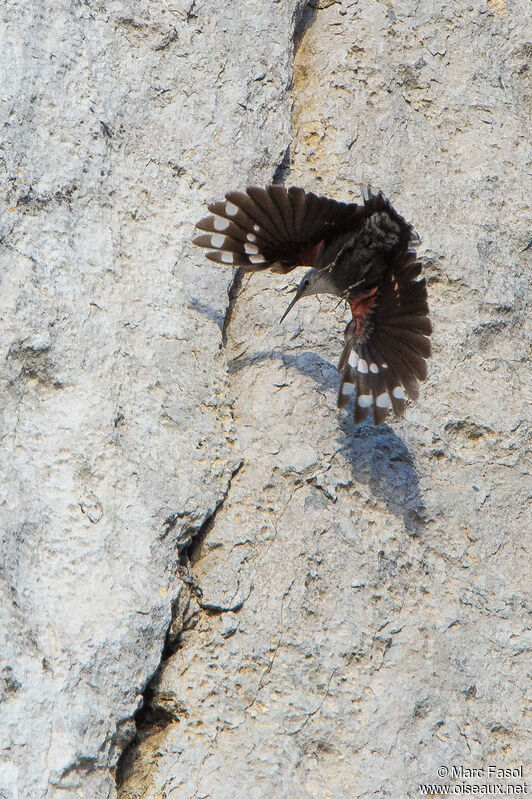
1,0,530,798
0,0,296,797
117,1,532,798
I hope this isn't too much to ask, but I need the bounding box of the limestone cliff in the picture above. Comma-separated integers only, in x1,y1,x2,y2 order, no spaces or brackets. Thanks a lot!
0,1,530,797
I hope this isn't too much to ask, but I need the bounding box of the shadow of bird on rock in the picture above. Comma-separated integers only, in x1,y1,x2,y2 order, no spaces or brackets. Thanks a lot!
229,349,426,536
336,416,426,536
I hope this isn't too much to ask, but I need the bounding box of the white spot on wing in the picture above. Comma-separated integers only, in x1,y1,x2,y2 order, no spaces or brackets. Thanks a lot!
248,254,265,264
244,243,259,255
253,224,260,232
211,234,226,248
341,382,355,396
369,362,378,374
348,351,358,368
392,386,406,400
357,394,372,408
214,217,230,231
225,201,238,216
376,392,391,409
247,233,256,242
381,362,388,369
221,252,234,264
357,359,368,374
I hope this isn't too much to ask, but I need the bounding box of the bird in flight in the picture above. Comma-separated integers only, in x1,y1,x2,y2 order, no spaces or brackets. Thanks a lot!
193,185,431,425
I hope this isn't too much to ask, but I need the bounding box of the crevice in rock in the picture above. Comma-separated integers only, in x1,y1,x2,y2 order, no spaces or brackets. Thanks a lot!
221,140,293,347
221,267,245,347
115,8,308,797
182,459,243,567
293,1,318,54
114,599,186,790
115,458,243,792
272,145,292,184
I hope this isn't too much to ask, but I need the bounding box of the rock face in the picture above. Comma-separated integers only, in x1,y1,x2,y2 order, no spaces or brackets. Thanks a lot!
0,1,295,796
1,1,530,798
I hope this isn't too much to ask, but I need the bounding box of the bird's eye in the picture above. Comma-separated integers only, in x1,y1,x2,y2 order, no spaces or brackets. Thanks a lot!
304,279,310,286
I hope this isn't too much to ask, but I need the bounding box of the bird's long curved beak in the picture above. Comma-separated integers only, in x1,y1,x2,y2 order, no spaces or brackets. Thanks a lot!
280,287,302,323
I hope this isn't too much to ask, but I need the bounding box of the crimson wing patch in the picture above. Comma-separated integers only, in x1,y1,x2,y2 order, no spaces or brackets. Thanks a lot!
337,253,432,424
193,185,361,272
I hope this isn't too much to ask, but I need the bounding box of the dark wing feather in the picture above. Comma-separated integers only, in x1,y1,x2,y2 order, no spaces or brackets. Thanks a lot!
338,250,432,424
193,185,360,273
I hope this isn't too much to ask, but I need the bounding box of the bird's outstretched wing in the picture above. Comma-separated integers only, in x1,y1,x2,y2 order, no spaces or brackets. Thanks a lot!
193,185,366,273
337,251,432,424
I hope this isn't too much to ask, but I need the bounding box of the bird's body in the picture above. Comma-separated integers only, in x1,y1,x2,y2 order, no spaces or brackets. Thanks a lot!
317,210,405,291
193,185,431,424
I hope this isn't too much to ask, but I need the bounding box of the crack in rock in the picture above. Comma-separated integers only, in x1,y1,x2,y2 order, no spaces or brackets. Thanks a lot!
115,12,303,791
114,458,243,791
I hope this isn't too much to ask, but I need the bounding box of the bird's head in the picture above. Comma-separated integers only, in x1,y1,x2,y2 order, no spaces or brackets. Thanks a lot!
280,268,338,322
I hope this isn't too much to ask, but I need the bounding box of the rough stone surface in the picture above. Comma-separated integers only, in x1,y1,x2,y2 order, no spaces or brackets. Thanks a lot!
0,1,296,797
117,1,531,798
1,0,531,798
